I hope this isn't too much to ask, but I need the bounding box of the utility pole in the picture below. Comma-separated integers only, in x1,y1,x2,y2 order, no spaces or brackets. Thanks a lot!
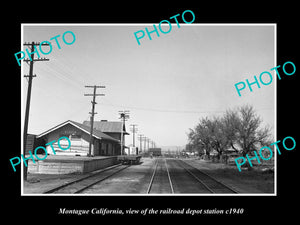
143,137,148,153
130,124,138,155
130,124,138,147
118,110,130,155
138,134,144,154
84,85,105,156
23,42,49,181
147,138,150,150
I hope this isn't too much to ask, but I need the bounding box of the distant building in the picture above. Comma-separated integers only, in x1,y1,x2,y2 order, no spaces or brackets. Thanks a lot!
36,120,122,156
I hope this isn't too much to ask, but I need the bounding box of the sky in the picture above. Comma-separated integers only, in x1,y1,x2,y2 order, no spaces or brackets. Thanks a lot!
22,24,275,148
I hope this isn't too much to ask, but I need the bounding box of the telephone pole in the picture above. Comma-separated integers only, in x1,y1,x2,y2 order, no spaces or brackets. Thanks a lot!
84,85,105,156
154,141,156,148
23,42,49,181
138,134,144,154
130,124,138,147
118,110,130,155
147,138,150,150
130,124,138,155
143,136,148,153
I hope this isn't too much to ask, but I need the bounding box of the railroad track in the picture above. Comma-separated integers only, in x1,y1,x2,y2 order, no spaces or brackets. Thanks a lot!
43,164,130,194
147,158,174,194
175,159,238,194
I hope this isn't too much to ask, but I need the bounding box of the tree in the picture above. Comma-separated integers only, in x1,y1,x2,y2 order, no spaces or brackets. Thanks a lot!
224,105,271,156
206,117,229,160
187,128,205,156
223,108,240,152
187,118,214,159
187,104,272,167
223,105,272,169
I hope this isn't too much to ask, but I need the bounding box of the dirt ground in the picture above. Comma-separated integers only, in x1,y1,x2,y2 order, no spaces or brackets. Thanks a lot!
184,158,275,193
24,173,88,194
23,157,275,195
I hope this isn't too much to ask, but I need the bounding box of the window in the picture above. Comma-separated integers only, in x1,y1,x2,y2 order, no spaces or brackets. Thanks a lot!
71,134,81,140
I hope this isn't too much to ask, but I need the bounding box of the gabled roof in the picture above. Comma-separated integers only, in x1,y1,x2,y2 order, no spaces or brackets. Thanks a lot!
36,120,119,142
83,120,129,135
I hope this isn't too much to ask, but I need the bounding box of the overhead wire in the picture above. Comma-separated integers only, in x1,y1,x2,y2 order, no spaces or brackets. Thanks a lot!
23,52,275,116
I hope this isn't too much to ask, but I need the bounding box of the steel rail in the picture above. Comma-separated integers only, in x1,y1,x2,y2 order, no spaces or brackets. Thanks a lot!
177,159,238,194
176,160,214,193
43,163,126,194
74,165,130,193
164,158,174,194
146,159,158,193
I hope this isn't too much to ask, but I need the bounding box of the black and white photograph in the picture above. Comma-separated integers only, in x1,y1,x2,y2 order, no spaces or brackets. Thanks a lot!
5,4,298,220
20,24,276,195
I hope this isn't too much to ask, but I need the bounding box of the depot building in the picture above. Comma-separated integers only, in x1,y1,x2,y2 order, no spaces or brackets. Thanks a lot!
36,120,129,156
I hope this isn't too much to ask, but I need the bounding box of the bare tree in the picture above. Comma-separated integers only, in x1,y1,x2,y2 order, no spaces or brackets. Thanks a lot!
223,105,271,168
188,117,232,160
207,117,229,160
187,105,272,166
187,118,214,159
187,128,205,156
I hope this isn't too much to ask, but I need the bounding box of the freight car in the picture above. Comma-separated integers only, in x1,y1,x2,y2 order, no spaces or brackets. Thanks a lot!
117,155,142,165
148,148,162,157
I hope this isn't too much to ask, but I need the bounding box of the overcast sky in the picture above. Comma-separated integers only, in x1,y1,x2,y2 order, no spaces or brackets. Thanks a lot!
22,24,275,147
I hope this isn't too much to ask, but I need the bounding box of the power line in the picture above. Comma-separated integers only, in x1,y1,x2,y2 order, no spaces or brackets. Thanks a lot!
98,101,225,114
28,55,274,116
98,100,274,114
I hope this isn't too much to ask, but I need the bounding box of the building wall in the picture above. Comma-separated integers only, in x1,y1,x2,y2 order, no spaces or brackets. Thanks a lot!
100,140,117,156
44,124,91,156
43,123,120,156
105,132,121,141
28,156,119,174
103,133,123,155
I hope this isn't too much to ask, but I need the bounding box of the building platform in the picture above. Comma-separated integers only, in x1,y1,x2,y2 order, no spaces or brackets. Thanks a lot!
28,155,118,174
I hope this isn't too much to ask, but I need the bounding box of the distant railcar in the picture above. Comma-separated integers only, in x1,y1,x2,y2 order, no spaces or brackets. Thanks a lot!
117,155,142,164
149,148,162,156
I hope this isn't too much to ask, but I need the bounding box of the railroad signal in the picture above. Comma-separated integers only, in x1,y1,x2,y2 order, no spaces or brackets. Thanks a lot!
118,110,130,120
118,110,130,155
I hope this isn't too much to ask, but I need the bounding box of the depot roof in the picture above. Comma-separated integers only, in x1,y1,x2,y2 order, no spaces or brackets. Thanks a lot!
36,120,120,142
83,120,129,135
